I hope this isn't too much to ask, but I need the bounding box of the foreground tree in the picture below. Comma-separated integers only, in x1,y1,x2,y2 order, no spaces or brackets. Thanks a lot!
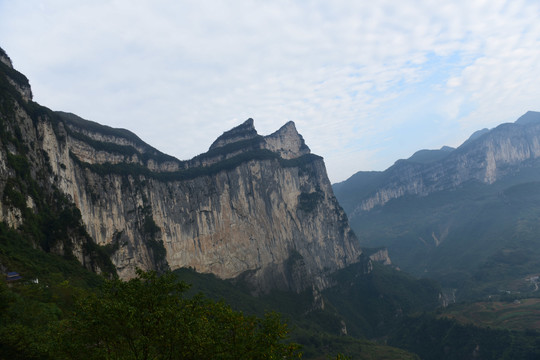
54,270,301,360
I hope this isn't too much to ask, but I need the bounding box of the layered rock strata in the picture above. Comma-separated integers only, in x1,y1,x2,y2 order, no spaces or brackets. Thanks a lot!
0,49,361,292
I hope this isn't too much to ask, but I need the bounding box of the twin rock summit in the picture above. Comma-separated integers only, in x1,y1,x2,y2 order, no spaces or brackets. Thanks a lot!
0,47,363,294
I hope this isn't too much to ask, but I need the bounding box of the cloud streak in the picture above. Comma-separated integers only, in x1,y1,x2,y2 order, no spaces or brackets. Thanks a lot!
1,0,539,182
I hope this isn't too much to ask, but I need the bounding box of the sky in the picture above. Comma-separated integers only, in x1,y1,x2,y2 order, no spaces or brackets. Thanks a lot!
1,1,540,183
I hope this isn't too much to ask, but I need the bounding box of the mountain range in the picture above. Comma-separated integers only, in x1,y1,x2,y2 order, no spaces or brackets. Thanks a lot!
4,44,540,359
0,45,449,358
334,110,540,299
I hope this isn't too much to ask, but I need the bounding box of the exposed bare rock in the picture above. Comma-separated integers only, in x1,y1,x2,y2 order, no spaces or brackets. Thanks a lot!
263,121,311,160
209,118,258,150
368,247,392,266
0,51,361,292
50,116,361,291
0,48,32,101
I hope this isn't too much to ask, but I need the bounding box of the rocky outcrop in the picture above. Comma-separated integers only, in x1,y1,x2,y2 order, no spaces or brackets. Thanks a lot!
209,118,259,150
0,48,32,102
264,121,311,160
367,247,392,266
0,49,361,293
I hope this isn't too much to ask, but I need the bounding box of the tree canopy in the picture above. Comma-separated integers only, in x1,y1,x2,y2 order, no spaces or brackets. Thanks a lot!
56,270,301,360
0,270,302,360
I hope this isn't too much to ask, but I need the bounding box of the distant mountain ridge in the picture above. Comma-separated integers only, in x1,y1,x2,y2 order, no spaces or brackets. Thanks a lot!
334,111,540,299
336,111,540,215
406,146,455,164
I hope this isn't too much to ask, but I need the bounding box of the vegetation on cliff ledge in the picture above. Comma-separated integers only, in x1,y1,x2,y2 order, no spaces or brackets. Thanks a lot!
71,148,323,183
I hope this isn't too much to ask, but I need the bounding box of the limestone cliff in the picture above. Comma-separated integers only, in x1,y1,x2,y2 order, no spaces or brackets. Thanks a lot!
0,49,361,292
0,50,114,274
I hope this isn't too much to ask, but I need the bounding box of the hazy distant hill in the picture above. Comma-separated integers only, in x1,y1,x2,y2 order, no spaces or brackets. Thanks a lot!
334,111,540,300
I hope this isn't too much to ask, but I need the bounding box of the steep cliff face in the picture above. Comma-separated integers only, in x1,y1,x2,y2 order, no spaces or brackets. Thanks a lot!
0,49,115,275
55,117,360,292
338,112,540,215
0,49,361,292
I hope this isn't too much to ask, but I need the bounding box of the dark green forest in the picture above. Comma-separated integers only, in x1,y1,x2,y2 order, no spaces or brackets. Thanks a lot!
0,269,302,360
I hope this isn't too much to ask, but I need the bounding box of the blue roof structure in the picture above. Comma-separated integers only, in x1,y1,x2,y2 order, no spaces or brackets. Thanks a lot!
6,272,22,281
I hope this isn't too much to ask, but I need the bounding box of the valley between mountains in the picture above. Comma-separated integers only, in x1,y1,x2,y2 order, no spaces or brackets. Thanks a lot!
334,110,540,301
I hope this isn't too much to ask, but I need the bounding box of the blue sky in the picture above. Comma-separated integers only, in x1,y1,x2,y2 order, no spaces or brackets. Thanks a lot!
1,0,539,182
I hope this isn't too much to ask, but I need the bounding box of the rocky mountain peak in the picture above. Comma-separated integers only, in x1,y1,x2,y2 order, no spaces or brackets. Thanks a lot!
0,47,32,102
406,146,455,164
209,118,258,150
0,47,13,68
462,128,490,146
263,121,310,160
515,111,540,125
205,118,311,162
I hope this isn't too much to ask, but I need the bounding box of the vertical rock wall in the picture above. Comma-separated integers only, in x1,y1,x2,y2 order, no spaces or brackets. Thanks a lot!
0,51,361,292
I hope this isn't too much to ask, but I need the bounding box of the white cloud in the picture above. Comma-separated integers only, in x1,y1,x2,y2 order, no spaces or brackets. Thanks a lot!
1,0,540,182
